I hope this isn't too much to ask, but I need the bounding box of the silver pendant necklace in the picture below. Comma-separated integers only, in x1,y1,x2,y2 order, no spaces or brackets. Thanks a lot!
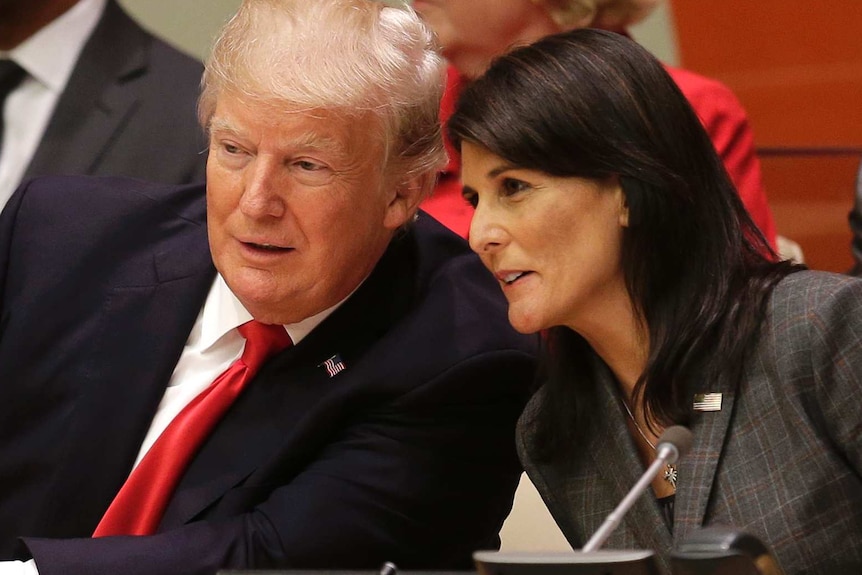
621,400,678,490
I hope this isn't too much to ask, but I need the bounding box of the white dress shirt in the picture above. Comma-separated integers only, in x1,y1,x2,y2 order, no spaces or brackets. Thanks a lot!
0,0,106,206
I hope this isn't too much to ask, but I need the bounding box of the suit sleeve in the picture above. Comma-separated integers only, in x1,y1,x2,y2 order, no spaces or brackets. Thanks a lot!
22,349,535,575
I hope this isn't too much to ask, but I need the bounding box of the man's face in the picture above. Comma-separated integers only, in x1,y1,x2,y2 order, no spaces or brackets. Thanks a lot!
205,93,408,325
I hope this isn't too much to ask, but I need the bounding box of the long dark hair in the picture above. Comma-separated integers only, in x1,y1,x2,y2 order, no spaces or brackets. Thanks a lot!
448,29,802,460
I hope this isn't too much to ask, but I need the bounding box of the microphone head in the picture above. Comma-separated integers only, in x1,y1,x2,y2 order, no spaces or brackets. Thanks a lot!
656,425,693,464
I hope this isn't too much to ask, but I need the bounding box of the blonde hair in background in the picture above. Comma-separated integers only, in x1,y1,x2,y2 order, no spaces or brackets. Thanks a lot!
199,0,448,197
536,0,659,30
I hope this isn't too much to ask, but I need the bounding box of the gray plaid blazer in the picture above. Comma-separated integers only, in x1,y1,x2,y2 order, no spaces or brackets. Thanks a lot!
518,271,862,575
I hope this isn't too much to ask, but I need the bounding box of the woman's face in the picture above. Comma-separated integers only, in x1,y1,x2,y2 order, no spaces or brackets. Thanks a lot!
413,0,558,79
462,141,629,335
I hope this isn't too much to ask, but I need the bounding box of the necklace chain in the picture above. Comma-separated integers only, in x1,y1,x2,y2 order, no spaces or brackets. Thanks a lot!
621,400,678,490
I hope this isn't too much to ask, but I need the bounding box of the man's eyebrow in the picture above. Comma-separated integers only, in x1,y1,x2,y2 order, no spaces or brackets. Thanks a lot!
208,118,241,136
208,117,347,156
288,132,342,152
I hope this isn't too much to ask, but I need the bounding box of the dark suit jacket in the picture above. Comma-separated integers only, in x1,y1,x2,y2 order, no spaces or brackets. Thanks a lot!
518,271,862,575
23,0,206,185
0,176,538,575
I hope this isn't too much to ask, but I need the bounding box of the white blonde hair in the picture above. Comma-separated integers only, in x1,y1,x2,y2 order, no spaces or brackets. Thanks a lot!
199,0,447,195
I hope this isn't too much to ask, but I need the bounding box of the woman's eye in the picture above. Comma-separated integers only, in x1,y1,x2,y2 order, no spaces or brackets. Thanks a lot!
501,178,530,196
462,189,478,208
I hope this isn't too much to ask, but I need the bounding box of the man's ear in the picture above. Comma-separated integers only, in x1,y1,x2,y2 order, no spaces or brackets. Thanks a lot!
383,173,433,230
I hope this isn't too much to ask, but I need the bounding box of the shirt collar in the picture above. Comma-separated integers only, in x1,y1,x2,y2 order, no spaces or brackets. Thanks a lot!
199,274,352,351
4,0,107,91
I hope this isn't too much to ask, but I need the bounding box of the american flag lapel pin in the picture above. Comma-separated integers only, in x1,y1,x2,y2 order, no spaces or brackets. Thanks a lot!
319,354,346,378
693,393,722,411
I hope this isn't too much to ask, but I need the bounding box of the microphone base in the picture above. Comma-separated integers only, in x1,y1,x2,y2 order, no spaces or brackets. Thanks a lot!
473,550,661,575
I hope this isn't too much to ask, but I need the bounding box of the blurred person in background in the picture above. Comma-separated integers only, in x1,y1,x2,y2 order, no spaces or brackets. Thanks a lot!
415,0,778,252
0,0,206,207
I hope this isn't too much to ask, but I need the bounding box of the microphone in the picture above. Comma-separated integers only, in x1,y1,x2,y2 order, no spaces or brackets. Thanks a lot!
581,425,693,552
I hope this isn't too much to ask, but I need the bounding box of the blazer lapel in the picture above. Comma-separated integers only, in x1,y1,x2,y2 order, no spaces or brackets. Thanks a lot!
673,385,737,546
33,225,215,536
591,359,741,568
25,1,151,178
588,358,673,557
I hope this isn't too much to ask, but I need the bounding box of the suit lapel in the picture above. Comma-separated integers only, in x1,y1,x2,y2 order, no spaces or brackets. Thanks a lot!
25,1,151,178
158,342,328,527
33,223,215,536
160,227,420,527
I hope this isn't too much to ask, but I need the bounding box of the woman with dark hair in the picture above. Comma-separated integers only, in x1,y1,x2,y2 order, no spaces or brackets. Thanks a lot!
449,28,862,575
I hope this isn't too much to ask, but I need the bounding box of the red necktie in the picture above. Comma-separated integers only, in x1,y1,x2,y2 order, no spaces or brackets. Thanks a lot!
93,320,292,536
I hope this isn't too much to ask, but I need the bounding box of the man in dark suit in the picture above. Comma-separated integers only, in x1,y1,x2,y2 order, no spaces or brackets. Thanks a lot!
0,1,537,574
0,0,206,206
